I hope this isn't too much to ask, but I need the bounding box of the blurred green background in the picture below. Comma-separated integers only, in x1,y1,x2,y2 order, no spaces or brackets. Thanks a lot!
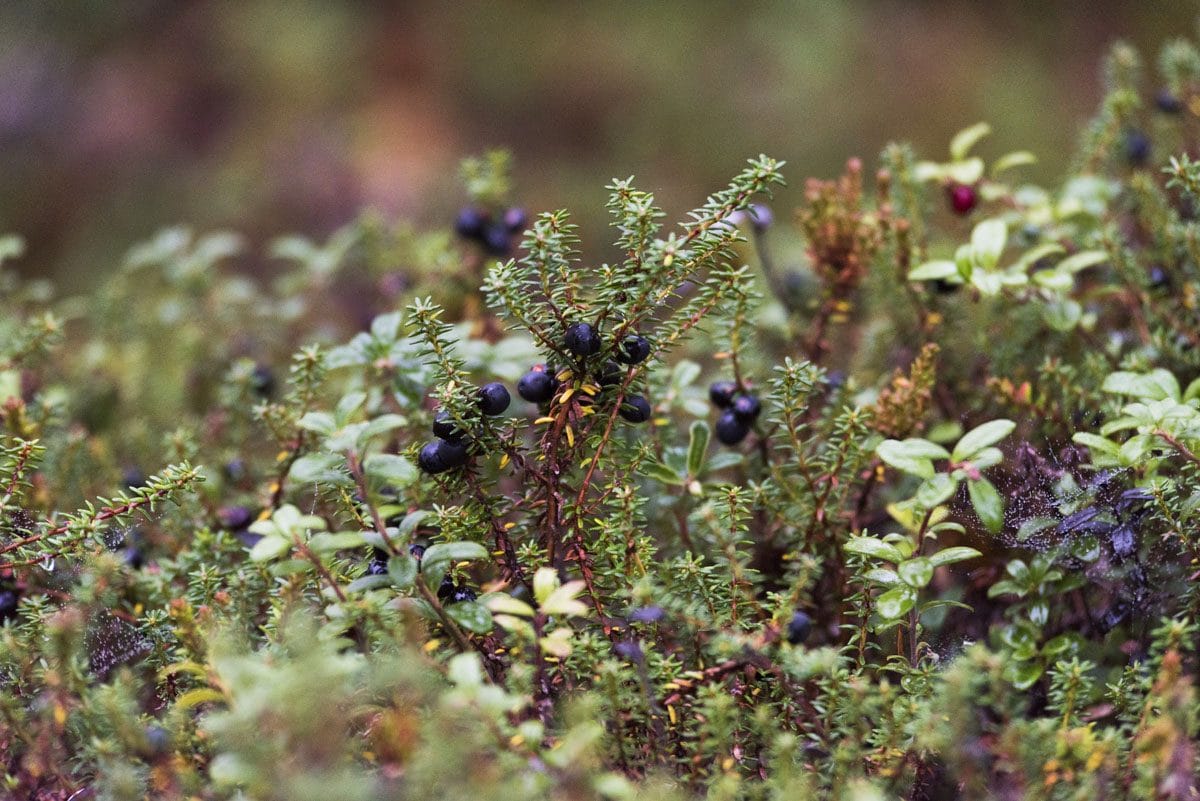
2,1,1197,288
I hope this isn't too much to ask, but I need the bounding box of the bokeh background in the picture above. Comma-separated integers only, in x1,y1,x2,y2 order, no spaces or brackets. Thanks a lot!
2,1,1197,289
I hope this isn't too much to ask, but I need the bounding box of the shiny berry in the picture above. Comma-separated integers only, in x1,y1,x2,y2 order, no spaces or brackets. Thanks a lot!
450,585,477,604
786,610,812,644
715,410,750,446
417,439,469,475
477,382,511,415
454,207,487,239
503,207,528,233
616,335,651,365
1156,89,1184,114
218,505,253,530
947,183,978,216
596,361,623,387
564,322,602,357
432,411,466,443
731,394,761,422
518,370,557,403
709,381,738,408
619,395,652,423
409,543,426,560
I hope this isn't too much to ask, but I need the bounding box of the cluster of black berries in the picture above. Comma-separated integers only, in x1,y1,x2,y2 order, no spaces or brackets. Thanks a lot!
708,381,761,445
517,322,654,424
438,576,477,604
455,206,528,257
418,382,511,475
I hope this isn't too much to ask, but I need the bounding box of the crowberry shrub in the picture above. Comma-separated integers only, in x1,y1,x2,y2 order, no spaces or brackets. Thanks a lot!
2,35,1200,801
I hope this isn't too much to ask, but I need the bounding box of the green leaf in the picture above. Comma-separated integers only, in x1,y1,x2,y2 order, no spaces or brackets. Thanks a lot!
953,419,1015,461
686,421,710,477
533,567,560,605
307,531,366,553
296,412,336,435
1072,432,1118,455
363,453,417,488
844,536,906,563
928,546,982,567
346,574,391,593
249,535,291,563
1057,250,1108,274
877,438,949,479
970,219,1007,269
1102,369,1180,401
863,568,901,586
387,553,418,589
541,581,589,617
897,557,934,588
875,586,918,620
968,477,1005,533
423,541,489,573
288,453,351,486
642,460,685,485
1003,661,1043,690
915,473,958,509
485,594,535,617
991,150,1037,175
908,260,959,281
945,157,984,185
446,601,493,634
950,122,991,161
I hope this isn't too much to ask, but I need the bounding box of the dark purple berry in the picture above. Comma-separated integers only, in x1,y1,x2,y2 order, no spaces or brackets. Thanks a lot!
628,605,665,623
481,223,512,256
616,335,651,365
143,725,171,758
1156,89,1184,114
449,585,477,604
122,467,145,490
748,203,773,231
417,439,469,475
250,364,275,398
518,370,557,403
0,590,18,622
786,610,812,644
366,558,388,576
1149,265,1170,290
503,207,528,233
613,640,644,662
619,395,652,423
437,576,455,600
948,183,978,216
1125,129,1150,166
454,207,487,239
715,410,750,446
1110,524,1136,559
709,381,738,408
432,411,466,443
218,505,253,531
409,543,426,560
124,547,145,570
596,361,623,387
564,322,602,357
731,394,761,422
477,382,511,416
223,459,248,482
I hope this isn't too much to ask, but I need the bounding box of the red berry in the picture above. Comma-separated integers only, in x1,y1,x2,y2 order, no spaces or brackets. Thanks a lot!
948,184,978,216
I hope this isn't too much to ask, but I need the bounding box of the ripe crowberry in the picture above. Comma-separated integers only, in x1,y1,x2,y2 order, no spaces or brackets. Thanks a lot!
218,505,253,531
619,395,652,423
947,183,978,216
564,322,602,357
503,207,528,233
731,394,762,422
518,369,557,403
596,361,623,387
1148,265,1170,290
250,364,275,398
616,334,651,365
748,203,773,231
409,543,426,560
715,410,750,446
417,439,469,474
477,382,511,415
709,381,738,408
786,610,812,644
481,223,512,256
432,411,466,443
0,589,18,621
1125,129,1150,166
449,585,478,604
1156,89,1183,114
454,207,487,239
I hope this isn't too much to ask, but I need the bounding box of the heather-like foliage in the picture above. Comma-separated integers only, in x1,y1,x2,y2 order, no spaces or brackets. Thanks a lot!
3,37,1200,801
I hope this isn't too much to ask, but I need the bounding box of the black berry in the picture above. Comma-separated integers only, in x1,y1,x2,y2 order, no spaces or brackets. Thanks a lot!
1148,265,1170,290
143,725,171,758
709,381,738,408
786,610,812,645
503,207,528,233
477,382,511,416
432,411,466,443
564,322,602,358
437,576,455,600
748,203,773,231
454,207,487,239
449,585,477,604
518,369,557,403
481,223,512,256
417,439,469,475
0,589,18,622
223,458,248,482
1156,89,1184,114
218,505,253,531
250,364,275,398
1124,129,1150,166
619,395,652,423
933,278,960,295
366,557,388,576
409,543,426,560
596,361,623,387
616,335,651,365
948,183,978,216
715,410,750,446
731,394,761,422
122,467,146,489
